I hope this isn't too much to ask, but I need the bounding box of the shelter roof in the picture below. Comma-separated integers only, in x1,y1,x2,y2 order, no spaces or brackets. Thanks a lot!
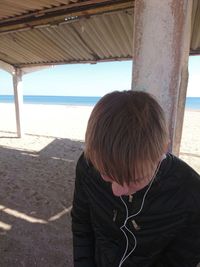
0,0,199,70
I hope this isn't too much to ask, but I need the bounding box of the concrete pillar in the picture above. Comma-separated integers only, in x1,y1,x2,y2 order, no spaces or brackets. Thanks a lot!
132,0,192,155
13,68,24,137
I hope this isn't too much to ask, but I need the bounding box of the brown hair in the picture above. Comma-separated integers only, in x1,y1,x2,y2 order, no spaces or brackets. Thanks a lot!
85,90,168,185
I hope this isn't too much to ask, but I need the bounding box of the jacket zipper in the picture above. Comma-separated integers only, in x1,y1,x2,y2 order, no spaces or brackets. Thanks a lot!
113,209,118,222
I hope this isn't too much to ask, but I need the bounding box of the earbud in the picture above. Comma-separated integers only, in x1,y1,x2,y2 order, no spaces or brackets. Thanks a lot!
161,154,166,160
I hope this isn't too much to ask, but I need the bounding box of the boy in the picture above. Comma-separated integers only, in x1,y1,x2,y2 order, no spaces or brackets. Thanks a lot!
71,91,200,267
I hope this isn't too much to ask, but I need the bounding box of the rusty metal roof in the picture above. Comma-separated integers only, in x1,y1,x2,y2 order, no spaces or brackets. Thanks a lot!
0,0,199,70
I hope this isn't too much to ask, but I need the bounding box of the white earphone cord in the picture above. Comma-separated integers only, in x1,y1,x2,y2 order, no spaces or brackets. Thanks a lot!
118,158,164,267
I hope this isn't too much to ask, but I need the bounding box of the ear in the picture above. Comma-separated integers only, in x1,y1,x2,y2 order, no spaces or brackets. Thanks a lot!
163,140,170,153
160,142,169,160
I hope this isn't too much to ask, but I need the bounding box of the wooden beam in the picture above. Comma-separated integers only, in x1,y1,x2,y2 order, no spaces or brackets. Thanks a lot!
190,49,200,55
0,0,134,34
1,0,132,23
17,57,132,68
21,65,55,75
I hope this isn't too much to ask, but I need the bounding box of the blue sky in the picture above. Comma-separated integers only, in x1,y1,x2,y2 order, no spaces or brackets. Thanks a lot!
0,56,199,97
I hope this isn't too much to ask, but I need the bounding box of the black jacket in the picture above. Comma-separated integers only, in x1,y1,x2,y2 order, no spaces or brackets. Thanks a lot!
71,153,200,267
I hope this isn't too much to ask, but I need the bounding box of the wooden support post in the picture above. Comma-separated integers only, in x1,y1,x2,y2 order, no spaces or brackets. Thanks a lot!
132,0,192,155
13,68,24,138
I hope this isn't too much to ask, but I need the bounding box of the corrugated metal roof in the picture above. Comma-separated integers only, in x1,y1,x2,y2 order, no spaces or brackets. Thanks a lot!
0,0,199,69
191,0,200,54
0,0,79,20
0,10,133,67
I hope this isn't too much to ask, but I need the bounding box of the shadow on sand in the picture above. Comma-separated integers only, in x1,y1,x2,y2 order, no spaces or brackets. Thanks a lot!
0,135,83,267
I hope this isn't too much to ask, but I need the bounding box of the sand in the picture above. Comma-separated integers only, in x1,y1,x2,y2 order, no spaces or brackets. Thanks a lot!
0,103,199,267
180,110,200,173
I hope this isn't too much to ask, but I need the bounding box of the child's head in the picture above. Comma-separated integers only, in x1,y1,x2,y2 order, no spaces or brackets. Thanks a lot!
85,90,168,187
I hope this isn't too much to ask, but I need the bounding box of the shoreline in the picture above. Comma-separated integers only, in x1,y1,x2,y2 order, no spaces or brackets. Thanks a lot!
1,101,200,111
0,102,199,173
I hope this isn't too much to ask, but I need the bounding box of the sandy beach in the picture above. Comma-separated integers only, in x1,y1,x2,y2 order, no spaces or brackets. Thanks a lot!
0,103,199,267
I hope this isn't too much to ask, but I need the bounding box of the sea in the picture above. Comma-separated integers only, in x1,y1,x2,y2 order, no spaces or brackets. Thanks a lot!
0,95,200,110
0,95,100,106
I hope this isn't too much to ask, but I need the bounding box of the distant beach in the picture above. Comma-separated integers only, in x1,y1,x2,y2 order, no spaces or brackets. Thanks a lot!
0,101,199,173
0,95,200,110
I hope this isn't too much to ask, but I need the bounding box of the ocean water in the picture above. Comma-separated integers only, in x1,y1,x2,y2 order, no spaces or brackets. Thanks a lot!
0,95,101,106
185,97,200,110
0,95,200,110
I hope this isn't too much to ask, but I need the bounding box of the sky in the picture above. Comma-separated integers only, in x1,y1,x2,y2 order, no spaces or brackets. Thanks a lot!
0,56,199,97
